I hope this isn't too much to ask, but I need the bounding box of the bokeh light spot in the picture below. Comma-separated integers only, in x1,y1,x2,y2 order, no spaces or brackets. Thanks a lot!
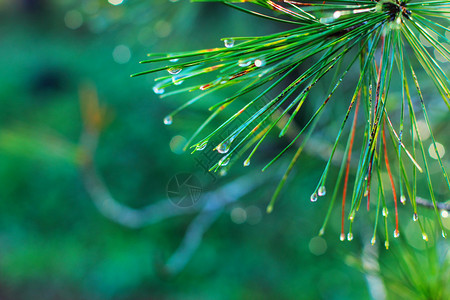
309,236,327,256
230,207,247,224
169,135,187,155
414,120,430,141
428,142,445,160
64,10,83,30
154,20,172,38
112,45,131,64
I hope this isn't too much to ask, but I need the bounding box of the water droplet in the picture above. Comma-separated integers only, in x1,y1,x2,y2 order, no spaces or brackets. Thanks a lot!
163,115,173,125
167,67,182,75
222,158,230,166
319,228,325,236
371,237,376,245
382,207,388,217
172,75,184,85
340,233,345,241
333,11,342,19
217,140,231,154
442,230,447,238
254,59,266,67
217,134,237,154
243,158,250,167
413,213,418,221
385,241,389,249
196,141,208,151
153,85,165,95
318,186,326,197
224,39,235,48
349,211,355,221
238,59,252,67
394,229,400,238
169,56,179,63
347,233,353,241
219,156,230,166
310,192,318,202
400,195,406,205
422,233,428,241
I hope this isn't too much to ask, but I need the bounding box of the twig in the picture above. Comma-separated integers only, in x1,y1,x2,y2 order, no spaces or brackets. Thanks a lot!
164,208,223,275
415,196,450,212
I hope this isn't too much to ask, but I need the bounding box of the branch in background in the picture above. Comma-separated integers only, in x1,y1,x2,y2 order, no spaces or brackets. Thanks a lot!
416,196,450,212
81,131,271,229
164,208,223,275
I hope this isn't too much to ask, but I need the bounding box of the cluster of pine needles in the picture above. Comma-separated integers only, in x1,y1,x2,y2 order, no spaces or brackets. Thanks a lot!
132,0,449,247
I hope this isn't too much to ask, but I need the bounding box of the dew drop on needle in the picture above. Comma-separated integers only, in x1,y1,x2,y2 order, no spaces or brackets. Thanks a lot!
239,59,252,67
243,158,250,167
347,233,353,241
217,141,230,154
219,156,230,166
168,67,182,75
224,39,235,48
400,195,406,205
393,229,400,238
153,85,165,95
163,116,173,125
196,141,208,151
318,186,326,196
254,59,265,67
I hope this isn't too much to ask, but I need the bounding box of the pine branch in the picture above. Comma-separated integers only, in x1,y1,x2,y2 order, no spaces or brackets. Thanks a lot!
132,0,450,244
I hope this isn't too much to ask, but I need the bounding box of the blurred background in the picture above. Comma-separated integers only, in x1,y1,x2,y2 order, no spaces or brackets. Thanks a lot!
0,0,448,299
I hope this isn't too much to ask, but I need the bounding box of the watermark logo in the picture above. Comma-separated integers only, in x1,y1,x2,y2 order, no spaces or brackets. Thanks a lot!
167,173,203,208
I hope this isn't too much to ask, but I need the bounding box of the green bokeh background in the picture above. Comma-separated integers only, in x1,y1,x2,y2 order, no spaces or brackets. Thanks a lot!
0,0,448,299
